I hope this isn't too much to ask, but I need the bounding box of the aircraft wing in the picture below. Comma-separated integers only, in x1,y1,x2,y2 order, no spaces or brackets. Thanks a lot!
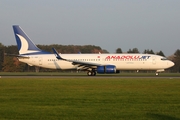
52,48,102,70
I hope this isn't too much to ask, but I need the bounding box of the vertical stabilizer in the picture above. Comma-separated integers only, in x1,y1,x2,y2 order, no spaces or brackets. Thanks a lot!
13,25,42,55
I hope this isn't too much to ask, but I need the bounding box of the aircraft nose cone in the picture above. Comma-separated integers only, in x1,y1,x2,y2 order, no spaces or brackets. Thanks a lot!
168,61,174,67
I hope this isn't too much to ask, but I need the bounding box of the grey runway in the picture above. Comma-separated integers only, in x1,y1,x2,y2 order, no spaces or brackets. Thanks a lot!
1,75,180,79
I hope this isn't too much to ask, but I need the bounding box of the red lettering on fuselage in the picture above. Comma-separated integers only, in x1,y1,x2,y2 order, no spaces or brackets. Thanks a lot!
106,56,110,59
111,56,116,59
105,55,147,59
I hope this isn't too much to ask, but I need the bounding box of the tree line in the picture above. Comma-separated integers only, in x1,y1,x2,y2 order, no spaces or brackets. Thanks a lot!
0,43,179,72
116,48,165,57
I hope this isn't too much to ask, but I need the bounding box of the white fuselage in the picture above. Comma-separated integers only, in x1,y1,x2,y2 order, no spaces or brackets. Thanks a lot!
18,53,174,71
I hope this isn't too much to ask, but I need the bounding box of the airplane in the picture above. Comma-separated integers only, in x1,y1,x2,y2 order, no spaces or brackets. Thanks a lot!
12,25,174,76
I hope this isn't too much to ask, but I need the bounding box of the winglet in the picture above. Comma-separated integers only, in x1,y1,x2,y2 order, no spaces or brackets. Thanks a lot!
52,48,63,60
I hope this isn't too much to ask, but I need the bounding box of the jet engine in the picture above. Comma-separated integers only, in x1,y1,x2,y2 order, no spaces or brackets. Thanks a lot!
97,65,120,74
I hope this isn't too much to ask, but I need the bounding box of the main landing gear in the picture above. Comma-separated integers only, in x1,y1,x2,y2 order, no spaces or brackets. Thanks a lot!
87,71,96,76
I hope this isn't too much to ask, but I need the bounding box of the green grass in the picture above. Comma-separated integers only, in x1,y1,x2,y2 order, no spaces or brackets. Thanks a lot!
0,78,180,120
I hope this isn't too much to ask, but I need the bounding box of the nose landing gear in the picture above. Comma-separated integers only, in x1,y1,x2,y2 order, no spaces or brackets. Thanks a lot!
155,72,159,76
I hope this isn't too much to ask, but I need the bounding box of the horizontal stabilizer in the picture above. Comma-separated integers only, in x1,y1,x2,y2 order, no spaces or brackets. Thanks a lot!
4,53,29,58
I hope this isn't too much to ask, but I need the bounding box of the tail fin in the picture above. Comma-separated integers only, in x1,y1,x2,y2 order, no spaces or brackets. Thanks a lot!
13,25,43,55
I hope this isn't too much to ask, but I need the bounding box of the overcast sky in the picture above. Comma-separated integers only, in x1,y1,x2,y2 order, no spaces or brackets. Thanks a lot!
0,0,180,56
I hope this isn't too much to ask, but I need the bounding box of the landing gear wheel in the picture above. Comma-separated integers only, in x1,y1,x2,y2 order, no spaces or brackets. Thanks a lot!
87,71,96,76
92,71,96,76
87,71,92,76
155,73,159,76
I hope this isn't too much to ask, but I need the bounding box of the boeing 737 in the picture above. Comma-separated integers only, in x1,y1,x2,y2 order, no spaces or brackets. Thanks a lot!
12,25,174,76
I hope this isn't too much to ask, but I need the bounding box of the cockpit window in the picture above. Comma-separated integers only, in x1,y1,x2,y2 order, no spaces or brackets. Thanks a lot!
161,57,168,60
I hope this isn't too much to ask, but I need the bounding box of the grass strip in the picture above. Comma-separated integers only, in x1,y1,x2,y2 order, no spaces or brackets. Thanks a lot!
0,78,180,120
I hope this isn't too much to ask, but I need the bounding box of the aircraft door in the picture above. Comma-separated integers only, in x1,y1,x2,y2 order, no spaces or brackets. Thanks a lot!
152,56,156,65
39,57,43,65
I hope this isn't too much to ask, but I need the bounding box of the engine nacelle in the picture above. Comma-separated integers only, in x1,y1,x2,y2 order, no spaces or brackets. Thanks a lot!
97,65,120,74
